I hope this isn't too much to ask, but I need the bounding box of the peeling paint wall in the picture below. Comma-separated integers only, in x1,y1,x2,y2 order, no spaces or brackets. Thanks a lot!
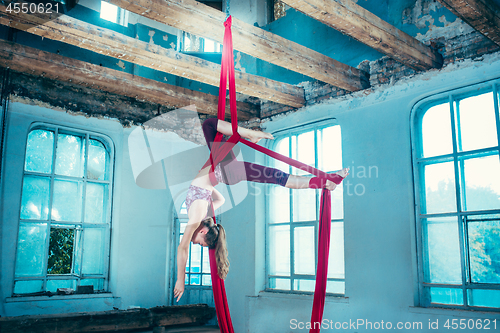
245,48,500,333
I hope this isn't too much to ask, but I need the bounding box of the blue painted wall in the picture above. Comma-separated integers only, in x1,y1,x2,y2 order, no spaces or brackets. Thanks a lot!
240,51,500,333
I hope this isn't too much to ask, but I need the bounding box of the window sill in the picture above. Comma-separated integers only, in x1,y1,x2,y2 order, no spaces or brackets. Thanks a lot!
408,306,500,318
253,291,349,304
6,293,117,303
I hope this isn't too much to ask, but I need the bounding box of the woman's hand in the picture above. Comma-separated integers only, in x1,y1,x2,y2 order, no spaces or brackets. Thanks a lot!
174,279,185,302
247,130,274,144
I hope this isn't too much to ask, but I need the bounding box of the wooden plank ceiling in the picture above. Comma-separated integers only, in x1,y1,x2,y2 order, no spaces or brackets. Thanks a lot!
0,6,306,109
437,0,500,46
280,0,443,70
2,0,493,119
105,0,370,92
0,39,258,120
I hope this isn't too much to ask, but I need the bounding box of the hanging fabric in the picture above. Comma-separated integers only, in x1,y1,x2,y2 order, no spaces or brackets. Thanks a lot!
207,16,338,333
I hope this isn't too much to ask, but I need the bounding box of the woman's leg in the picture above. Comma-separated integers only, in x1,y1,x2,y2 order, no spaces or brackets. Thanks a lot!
288,168,349,190
202,118,235,164
221,160,348,191
221,161,290,187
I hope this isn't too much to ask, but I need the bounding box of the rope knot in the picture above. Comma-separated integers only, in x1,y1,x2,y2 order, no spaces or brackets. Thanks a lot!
224,15,232,28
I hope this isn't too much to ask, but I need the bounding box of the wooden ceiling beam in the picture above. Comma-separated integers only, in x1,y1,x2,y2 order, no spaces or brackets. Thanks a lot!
437,0,500,46
0,8,305,108
281,0,443,71
105,0,370,91
0,39,258,120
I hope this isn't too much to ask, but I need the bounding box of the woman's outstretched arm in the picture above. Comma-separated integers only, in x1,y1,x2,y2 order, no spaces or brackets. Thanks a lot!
216,119,274,143
174,201,207,302
212,188,225,211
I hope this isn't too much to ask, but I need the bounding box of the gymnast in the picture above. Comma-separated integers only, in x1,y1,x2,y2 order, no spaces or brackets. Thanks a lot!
174,118,349,301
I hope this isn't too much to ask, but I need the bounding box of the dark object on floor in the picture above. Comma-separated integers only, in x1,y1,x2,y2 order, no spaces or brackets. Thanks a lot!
0,304,216,333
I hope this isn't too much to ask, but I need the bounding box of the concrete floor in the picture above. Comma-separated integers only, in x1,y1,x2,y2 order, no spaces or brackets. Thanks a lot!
138,325,220,333
164,327,220,332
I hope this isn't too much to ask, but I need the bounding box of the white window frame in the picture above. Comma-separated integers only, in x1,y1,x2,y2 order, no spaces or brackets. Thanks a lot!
412,79,500,311
265,119,345,295
12,123,114,296
179,31,222,53
100,1,129,27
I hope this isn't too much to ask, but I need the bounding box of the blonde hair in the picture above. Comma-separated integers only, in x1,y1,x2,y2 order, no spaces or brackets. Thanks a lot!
202,217,229,280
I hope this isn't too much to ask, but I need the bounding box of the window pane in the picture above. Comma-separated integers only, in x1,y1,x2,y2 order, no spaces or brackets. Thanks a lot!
204,39,215,52
81,278,104,291
296,132,315,176
457,92,498,152
428,287,463,305
463,156,500,211
52,180,83,222
25,129,54,173
55,134,85,178
269,225,290,276
293,189,316,221
269,277,290,290
180,202,187,216
326,280,345,294
468,220,500,284
190,274,201,285
20,176,50,220
423,162,457,214
269,185,290,223
294,226,315,275
46,279,75,292
82,228,105,275
180,222,187,234
202,274,211,286
423,217,462,284
202,247,210,274
13,280,43,294
183,32,202,52
330,182,344,220
100,1,118,22
15,222,48,277
421,103,453,158
328,222,344,279
88,139,108,180
48,227,75,275
85,183,107,223
320,126,342,172
73,228,82,275
467,289,500,308
293,279,315,292
190,244,201,273
274,137,289,173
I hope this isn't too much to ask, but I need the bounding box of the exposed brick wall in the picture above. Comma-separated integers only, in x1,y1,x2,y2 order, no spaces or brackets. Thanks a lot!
261,33,500,120
439,31,500,65
260,100,295,119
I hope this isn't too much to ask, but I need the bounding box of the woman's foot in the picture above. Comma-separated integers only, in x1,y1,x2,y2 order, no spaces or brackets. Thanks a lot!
325,168,349,191
337,167,349,178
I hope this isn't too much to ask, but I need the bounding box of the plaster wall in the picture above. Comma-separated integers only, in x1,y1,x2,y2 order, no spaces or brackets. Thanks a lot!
239,53,500,332
0,104,177,316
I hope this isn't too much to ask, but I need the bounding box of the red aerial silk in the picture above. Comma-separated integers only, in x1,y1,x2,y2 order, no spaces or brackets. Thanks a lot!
207,16,337,333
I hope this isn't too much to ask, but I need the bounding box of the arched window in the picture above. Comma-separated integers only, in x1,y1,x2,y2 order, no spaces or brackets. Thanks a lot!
412,82,500,309
13,124,114,295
